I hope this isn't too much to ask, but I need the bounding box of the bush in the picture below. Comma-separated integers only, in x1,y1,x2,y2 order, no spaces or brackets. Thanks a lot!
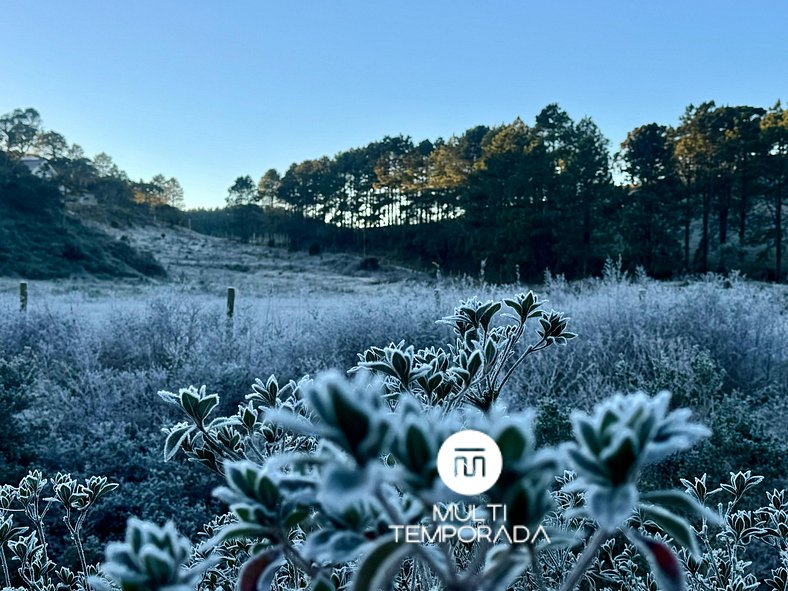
89,292,785,591
2,276,788,590
359,256,379,271
0,353,39,483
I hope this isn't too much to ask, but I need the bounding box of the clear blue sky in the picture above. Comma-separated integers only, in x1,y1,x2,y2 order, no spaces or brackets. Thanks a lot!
2,1,786,209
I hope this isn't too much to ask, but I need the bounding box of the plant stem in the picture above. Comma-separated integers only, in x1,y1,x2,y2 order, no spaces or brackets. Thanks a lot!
198,424,244,463
374,486,455,586
1,546,10,589
558,528,609,591
73,528,90,590
529,545,547,591
488,318,526,388
33,519,50,566
282,542,318,578
67,511,92,591
498,335,549,392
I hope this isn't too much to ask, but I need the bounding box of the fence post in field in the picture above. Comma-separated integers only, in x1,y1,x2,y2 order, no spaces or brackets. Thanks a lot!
226,287,236,338
19,281,28,313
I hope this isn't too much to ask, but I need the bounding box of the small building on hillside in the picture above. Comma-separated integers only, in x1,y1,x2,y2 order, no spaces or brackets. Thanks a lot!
20,155,56,179
18,155,97,205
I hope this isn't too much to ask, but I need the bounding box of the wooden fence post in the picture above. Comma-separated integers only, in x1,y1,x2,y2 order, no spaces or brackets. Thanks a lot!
226,287,236,338
19,281,28,313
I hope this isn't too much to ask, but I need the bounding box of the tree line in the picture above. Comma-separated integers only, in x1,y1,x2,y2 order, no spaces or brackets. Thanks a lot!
4,103,787,283
227,101,788,282
0,107,185,209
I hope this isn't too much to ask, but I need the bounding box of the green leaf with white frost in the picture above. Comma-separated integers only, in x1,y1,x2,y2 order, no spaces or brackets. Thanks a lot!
640,489,722,524
163,422,194,461
638,503,701,557
352,535,412,591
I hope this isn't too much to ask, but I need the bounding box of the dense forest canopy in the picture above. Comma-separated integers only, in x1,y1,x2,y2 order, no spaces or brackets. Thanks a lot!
221,101,788,282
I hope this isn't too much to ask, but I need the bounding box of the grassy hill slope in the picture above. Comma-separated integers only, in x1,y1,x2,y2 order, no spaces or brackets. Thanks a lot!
0,154,165,279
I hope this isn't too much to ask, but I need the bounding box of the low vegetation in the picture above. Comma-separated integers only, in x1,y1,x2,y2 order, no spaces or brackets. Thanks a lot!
0,268,786,589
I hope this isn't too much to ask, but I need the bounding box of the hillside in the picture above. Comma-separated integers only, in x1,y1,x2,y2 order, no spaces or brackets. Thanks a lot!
93,221,428,293
0,154,165,279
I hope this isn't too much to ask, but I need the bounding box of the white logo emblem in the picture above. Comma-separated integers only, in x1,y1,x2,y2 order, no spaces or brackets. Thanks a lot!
437,430,502,495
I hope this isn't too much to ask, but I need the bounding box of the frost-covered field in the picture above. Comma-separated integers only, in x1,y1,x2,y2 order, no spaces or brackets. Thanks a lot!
2,265,788,583
3,271,787,464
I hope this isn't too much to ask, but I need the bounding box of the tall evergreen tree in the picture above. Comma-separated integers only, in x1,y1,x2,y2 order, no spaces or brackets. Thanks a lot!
226,175,257,207
258,169,282,210
761,103,788,281
620,123,681,275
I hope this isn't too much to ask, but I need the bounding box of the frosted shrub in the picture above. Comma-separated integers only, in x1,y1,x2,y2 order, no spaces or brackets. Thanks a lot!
125,292,744,591
0,470,118,591
354,292,575,410
3,290,786,591
149,378,715,591
91,519,211,591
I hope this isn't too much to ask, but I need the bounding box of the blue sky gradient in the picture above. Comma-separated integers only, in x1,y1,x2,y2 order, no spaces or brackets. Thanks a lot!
2,1,786,208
